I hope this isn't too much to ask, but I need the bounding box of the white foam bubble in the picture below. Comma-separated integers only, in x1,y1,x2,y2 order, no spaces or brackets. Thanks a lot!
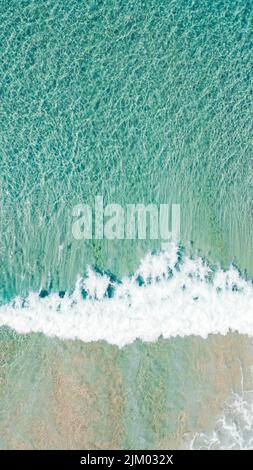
190,366,253,449
1,244,253,347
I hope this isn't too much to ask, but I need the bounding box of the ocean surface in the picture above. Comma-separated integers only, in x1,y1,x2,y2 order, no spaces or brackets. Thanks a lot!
0,0,253,449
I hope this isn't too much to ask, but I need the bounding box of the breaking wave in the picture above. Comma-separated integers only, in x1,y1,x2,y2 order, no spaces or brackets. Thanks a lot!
1,245,253,347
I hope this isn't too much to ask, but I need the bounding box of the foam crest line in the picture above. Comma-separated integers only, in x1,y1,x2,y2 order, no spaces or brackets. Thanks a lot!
1,245,253,347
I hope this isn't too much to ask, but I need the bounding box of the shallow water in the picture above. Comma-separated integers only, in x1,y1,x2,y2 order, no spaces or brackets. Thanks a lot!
0,329,252,449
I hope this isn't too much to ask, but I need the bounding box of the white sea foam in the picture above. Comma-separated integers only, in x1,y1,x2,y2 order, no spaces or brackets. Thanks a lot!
190,366,253,449
1,244,253,347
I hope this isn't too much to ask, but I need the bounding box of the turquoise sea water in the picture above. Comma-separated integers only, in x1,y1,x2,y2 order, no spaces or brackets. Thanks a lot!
0,0,253,449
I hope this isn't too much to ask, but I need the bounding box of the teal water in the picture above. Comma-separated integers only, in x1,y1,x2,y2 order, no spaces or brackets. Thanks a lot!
1,0,253,298
0,0,253,449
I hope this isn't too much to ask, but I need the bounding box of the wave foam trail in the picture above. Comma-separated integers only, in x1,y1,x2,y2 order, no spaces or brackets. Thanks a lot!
1,245,253,347
190,367,253,449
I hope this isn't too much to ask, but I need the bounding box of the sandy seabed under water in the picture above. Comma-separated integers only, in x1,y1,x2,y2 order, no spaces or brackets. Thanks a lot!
0,330,252,450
